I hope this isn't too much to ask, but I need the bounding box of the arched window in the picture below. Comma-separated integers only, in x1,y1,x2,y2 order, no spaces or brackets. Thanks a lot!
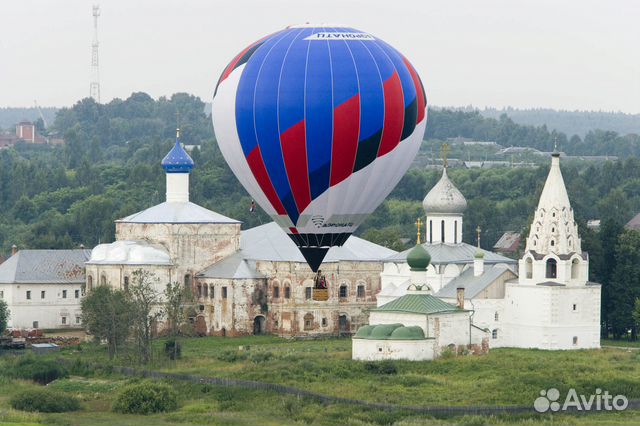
197,284,202,298
357,284,365,298
571,258,580,279
550,240,555,247
304,313,314,331
525,257,533,279
100,274,106,286
123,276,129,292
429,220,433,243
546,258,557,279
492,329,498,339
494,312,499,321
273,286,280,298
184,274,192,289
284,286,291,299
87,275,93,291
210,285,214,299
441,220,445,243
454,220,458,244
203,284,208,298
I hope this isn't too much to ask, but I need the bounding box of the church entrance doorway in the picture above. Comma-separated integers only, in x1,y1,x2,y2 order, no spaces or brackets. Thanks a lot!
253,316,265,335
338,315,349,335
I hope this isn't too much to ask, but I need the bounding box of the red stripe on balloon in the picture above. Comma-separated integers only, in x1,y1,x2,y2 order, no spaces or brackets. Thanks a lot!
246,146,287,215
403,57,426,123
280,120,312,212
377,71,405,157
330,94,360,186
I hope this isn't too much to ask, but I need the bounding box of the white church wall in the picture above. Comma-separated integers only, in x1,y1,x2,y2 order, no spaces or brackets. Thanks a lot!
435,312,471,351
352,338,435,361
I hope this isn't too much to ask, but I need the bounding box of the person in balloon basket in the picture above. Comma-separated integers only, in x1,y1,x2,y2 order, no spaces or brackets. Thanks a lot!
314,269,327,289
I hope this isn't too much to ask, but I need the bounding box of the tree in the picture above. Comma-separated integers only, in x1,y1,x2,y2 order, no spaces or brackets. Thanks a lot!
0,299,9,335
81,286,134,359
163,281,193,360
609,230,640,339
633,299,640,331
129,269,162,364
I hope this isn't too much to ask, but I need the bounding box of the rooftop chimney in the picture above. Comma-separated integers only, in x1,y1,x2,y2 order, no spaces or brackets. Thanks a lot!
456,287,465,309
11,244,17,256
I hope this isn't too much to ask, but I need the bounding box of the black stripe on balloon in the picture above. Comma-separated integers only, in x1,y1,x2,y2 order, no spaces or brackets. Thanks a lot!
288,233,352,248
400,97,418,141
353,129,383,173
214,41,266,97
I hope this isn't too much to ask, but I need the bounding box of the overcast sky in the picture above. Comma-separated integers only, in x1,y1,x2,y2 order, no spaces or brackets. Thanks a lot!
1,0,638,112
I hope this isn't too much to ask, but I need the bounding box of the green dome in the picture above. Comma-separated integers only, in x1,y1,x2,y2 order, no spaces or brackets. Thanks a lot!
474,250,485,259
369,324,403,340
354,325,375,339
389,326,425,340
407,244,431,271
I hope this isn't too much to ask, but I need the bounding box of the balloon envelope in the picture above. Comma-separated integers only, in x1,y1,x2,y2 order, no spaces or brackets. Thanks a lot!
213,26,427,271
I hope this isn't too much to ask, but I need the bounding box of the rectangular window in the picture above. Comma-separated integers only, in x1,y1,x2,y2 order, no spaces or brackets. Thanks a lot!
305,287,312,300
357,285,365,298
62,290,67,299
274,286,280,298
75,289,80,299
210,286,214,299
61,316,67,325
75,316,81,324
222,287,228,299
33,321,38,328
322,318,327,327
26,290,31,300
339,286,348,298
41,290,46,299
573,336,578,345
284,287,291,299
572,304,577,311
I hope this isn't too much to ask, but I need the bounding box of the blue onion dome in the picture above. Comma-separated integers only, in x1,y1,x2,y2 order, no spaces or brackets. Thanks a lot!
161,129,194,173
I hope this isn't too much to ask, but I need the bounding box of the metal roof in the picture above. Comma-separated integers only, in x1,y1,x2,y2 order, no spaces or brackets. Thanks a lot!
626,212,640,231
240,222,397,263
493,232,521,253
435,265,513,299
374,293,464,315
197,252,265,279
0,249,90,284
117,201,240,224
386,241,516,265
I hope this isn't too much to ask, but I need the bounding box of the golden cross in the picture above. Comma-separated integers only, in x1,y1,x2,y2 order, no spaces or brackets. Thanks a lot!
476,225,482,248
415,218,423,244
440,143,450,168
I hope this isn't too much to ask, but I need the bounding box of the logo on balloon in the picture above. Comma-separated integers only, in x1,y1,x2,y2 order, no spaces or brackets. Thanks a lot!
304,32,375,41
311,216,325,228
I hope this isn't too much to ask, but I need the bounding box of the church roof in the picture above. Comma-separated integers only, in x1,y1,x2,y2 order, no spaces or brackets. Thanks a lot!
374,293,464,315
161,135,194,173
87,240,172,265
240,222,397,263
435,265,513,299
117,202,240,224
0,249,90,284
536,153,571,213
386,242,516,265
197,252,265,279
626,212,640,231
422,168,467,215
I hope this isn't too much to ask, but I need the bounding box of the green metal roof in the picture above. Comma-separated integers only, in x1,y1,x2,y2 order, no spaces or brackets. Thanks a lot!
390,326,425,340
374,294,465,315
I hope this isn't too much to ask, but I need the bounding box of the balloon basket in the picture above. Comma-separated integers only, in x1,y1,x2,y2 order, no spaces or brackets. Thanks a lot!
312,288,329,301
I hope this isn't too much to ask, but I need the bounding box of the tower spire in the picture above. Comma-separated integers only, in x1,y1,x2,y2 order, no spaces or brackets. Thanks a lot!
90,4,101,102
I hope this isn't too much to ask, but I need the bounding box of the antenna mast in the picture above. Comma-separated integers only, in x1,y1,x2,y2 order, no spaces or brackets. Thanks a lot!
90,4,101,102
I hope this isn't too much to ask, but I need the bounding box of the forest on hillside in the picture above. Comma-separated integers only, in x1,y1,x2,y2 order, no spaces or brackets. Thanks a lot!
1,93,640,336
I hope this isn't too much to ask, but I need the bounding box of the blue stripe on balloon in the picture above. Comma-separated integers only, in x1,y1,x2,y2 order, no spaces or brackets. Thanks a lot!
305,39,333,200
362,40,394,83
235,31,290,157
278,29,313,133
253,29,301,221
347,41,384,143
328,41,359,107
376,41,417,107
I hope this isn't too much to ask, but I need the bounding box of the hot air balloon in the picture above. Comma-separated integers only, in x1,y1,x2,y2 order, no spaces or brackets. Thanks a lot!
212,25,427,274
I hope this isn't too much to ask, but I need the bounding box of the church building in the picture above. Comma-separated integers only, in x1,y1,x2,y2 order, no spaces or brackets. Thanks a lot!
357,150,600,359
87,130,395,337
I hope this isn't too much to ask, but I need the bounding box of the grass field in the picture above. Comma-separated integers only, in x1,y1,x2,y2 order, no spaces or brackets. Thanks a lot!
1,336,640,425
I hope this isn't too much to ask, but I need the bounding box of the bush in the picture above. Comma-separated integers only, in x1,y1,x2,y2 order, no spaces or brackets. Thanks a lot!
14,357,69,384
363,360,398,375
11,388,80,412
250,351,273,364
215,349,248,363
164,339,182,360
112,381,178,414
